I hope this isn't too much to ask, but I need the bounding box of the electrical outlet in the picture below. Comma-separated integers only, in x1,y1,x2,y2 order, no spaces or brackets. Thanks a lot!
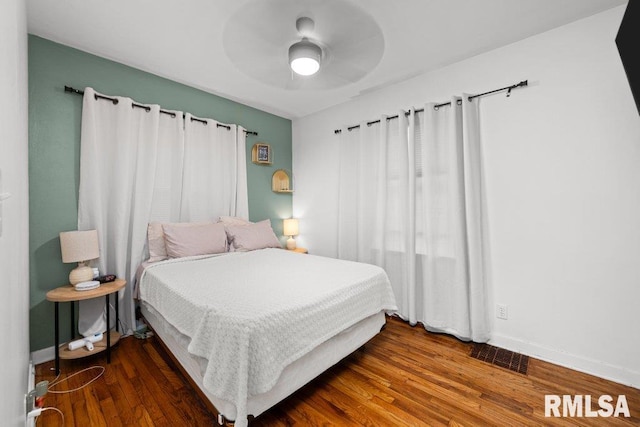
25,380,48,416
496,304,508,320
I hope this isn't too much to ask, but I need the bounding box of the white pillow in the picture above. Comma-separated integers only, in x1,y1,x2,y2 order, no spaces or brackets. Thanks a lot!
225,219,281,251
162,222,227,258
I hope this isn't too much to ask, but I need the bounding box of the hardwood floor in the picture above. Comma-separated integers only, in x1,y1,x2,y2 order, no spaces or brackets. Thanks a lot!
35,316,640,426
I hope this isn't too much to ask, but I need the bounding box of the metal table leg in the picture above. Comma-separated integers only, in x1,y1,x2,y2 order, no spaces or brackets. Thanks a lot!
115,289,119,333
106,294,111,363
70,301,75,340
54,302,60,375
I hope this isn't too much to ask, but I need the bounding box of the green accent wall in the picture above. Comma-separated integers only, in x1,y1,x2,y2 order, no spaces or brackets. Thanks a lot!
28,35,292,352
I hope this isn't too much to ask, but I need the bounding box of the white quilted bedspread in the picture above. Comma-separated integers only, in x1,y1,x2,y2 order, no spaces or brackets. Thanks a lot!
139,248,397,426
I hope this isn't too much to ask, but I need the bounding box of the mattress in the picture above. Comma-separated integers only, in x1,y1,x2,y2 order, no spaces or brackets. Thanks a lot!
141,302,386,421
138,248,397,425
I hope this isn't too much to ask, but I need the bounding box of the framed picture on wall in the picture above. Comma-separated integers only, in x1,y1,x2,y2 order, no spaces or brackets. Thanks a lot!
251,143,272,165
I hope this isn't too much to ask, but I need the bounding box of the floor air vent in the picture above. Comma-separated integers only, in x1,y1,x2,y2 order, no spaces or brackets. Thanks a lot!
470,343,529,375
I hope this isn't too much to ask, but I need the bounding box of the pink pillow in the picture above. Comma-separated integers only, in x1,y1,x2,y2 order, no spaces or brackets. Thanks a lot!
147,221,213,261
218,216,252,251
225,219,281,251
217,216,252,226
162,222,228,258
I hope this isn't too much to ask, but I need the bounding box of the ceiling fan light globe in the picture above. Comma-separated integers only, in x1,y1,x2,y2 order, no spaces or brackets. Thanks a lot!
291,57,320,76
289,40,322,76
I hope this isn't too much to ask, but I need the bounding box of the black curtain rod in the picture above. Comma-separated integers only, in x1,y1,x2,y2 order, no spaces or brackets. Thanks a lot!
64,86,258,136
335,80,528,134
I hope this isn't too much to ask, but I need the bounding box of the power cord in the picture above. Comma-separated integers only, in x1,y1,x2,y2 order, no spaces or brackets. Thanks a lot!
28,407,64,425
33,366,105,425
47,366,106,394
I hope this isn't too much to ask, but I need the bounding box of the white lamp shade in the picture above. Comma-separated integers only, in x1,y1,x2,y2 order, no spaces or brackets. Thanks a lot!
289,39,321,76
283,218,299,237
59,230,99,263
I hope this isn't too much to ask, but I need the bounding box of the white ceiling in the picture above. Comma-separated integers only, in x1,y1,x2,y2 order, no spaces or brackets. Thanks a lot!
27,0,626,119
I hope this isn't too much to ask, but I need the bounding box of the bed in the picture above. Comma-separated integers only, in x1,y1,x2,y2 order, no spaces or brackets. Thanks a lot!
137,246,397,426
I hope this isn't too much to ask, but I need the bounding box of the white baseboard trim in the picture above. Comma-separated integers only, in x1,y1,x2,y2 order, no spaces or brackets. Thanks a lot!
30,346,55,366
27,359,35,393
489,333,640,389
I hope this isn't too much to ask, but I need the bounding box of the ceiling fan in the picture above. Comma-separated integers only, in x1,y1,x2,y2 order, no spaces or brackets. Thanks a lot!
288,17,322,76
222,0,385,90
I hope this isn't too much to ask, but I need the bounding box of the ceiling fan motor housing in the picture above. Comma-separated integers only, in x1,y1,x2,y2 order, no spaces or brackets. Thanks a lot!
296,16,315,36
289,38,322,75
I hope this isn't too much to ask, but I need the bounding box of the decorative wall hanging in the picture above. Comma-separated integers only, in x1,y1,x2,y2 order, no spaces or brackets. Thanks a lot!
272,169,293,193
251,143,272,165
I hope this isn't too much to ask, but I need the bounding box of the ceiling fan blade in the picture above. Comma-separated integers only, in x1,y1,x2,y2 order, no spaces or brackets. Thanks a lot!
222,0,385,90
324,60,369,83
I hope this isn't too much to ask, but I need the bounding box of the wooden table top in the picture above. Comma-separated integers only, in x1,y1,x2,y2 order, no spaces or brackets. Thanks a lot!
46,278,126,302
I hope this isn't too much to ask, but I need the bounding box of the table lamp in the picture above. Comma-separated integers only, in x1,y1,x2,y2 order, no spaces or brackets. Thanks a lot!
283,218,299,250
59,230,100,285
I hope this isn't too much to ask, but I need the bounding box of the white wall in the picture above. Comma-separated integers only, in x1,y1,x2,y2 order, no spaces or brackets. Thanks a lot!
0,0,31,424
293,6,640,387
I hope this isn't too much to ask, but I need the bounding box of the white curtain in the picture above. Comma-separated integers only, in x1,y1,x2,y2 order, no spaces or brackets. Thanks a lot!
78,88,161,335
181,114,248,222
148,109,185,224
77,88,248,336
337,96,490,342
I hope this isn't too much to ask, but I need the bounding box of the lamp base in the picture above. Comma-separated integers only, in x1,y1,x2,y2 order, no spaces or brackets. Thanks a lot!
286,237,297,250
69,264,94,285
